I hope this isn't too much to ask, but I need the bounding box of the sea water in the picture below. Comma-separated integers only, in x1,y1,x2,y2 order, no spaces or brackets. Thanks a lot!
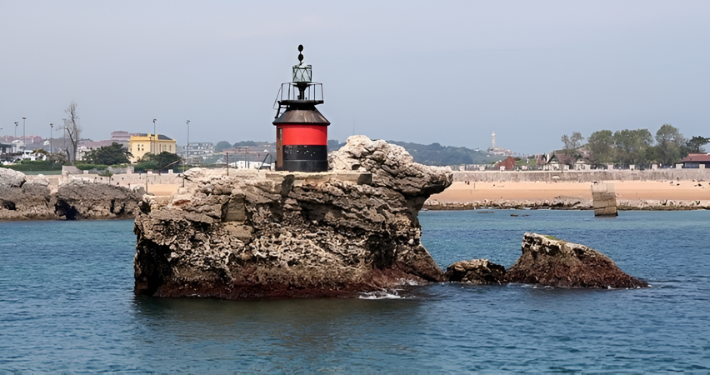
0,211,708,372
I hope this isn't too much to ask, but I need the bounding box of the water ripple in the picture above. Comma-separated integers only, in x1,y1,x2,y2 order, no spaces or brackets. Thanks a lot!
0,212,709,371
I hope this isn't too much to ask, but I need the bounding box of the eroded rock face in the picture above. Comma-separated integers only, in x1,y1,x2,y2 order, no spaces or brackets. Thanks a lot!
56,179,145,219
134,136,453,299
1,169,146,221
505,233,648,288
329,135,452,197
445,259,506,284
0,171,56,220
0,168,26,188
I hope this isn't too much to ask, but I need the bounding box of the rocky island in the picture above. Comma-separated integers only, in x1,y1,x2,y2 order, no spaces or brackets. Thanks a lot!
132,136,648,299
133,136,453,298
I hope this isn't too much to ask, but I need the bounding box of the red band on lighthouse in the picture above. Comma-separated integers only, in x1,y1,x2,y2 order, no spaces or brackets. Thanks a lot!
279,125,327,146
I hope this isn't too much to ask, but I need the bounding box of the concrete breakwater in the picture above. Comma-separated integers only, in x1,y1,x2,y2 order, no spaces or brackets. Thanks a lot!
424,198,710,211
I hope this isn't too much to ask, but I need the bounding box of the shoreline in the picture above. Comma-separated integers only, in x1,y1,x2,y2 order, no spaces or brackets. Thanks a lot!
426,180,710,211
424,201,710,211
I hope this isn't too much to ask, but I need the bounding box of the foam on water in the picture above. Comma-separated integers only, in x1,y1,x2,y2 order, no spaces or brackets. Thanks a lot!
358,289,405,299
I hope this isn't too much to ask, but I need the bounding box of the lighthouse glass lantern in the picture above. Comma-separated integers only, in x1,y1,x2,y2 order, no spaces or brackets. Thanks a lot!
273,45,330,172
292,63,312,83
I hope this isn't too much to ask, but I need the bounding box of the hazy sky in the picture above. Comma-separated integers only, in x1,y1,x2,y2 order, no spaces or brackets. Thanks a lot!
1,0,709,154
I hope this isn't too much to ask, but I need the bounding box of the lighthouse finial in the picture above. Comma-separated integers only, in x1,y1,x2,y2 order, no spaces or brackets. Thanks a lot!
298,45,304,63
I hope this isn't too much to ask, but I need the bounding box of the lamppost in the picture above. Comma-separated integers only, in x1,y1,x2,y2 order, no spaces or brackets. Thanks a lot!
185,120,190,173
152,119,157,155
50,123,54,154
22,117,26,153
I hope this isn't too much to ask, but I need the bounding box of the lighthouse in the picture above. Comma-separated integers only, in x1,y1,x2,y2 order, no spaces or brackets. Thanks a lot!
272,45,330,172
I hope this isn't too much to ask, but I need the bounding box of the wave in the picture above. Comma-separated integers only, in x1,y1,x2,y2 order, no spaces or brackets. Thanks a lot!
359,289,405,299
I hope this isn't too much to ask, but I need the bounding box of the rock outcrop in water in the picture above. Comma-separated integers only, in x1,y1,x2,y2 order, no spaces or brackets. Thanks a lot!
504,233,648,288
55,179,144,220
445,259,506,284
133,136,453,299
0,169,55,220
0,168,144,221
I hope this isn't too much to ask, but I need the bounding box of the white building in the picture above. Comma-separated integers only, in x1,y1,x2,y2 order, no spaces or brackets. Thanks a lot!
227,160,274,170
182,142,214,157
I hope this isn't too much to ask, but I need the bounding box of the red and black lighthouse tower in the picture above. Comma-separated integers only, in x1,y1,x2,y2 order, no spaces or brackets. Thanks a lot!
273,45,330,172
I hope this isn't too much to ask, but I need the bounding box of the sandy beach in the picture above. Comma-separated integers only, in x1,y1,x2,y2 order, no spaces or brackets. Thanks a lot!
145,184,180,196
430,180,710,202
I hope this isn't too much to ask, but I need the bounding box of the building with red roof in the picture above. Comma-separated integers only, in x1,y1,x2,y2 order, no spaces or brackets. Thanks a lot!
680,153,710,168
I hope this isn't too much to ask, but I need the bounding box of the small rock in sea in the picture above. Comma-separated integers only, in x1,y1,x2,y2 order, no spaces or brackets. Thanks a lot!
505,233,648,288
445,259,506,285
510,214,518,217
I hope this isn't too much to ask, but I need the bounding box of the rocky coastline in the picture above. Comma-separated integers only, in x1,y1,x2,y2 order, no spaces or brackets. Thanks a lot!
0,168,144,221
424,198,710,211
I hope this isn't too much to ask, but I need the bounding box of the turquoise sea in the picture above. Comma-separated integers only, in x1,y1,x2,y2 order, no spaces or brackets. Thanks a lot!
1,210,709,372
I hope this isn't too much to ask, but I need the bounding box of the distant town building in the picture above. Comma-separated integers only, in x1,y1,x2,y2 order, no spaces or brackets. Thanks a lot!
77,140,115,161
128,133,177,163
0,143,12,154
541,152,589,170
495,156,516,171
181,142,214,157
680,153,710,168
110,131,131,145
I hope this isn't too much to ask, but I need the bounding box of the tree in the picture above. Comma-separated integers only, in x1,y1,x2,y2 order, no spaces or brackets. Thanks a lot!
59,101,82,165
561,132,585,151
83,142,131,165
327,139,343,152
234,141,258,147
613,129,653,167
654,124,685,166
685,136,710,153
586,130,614,164
141,151,182,171
215,141,232,152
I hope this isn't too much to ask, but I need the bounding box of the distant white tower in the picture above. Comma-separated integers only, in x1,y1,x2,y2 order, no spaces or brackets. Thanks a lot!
492,131,496,149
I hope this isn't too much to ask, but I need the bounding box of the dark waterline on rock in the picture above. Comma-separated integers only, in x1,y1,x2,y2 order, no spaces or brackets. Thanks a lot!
1,211,709,372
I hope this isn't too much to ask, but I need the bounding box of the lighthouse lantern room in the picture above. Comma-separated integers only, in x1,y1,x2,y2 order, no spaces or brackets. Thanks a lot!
273,45,330,172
